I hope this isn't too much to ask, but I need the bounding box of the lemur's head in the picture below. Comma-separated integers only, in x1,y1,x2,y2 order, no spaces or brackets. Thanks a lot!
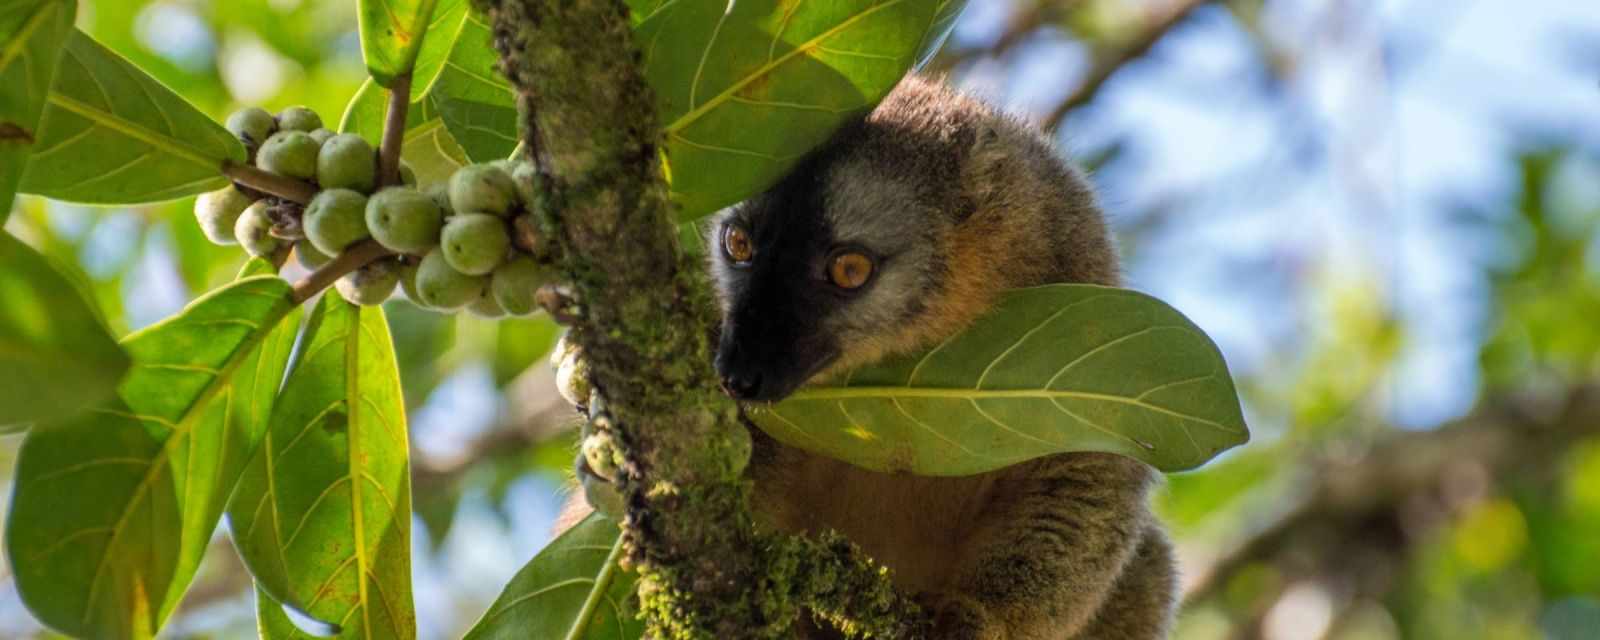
709,77,1117,402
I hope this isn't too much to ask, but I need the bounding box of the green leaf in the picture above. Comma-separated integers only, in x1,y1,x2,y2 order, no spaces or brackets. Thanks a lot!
0,230,128,426
751,285,1250,475
0,0,75,219
359,0,443,88
408,0,469,100
426,12,517,162
5,265,301,640
630,0,964,221
340,78,467,187
464,513,642,640
18,29,245,204
492,315,561,387
227,294,415,639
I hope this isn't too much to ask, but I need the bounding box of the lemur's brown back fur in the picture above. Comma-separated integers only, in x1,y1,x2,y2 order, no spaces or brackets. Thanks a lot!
569,77,1177,639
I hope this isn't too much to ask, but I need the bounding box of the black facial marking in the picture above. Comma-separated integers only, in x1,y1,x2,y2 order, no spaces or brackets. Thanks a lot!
714,150,851,402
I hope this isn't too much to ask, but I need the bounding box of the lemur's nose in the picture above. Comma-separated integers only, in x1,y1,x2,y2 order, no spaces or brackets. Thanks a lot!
720,371,764,400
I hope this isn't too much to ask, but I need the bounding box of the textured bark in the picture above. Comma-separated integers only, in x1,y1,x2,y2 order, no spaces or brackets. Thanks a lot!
475,1,923,637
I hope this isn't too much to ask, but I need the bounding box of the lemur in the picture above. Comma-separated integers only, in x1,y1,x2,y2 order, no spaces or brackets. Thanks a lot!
569,76,1177,639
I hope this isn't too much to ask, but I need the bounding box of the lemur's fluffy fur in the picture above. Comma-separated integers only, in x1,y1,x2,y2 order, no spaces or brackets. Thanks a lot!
572,76,1176,639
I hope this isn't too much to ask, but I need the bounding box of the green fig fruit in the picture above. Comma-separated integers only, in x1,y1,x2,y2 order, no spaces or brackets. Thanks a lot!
308,128,335,146
491,256,545,316
366,187,443,254
511,161,541,212
257,130,319,180
234,200,282,258
295,240,331,270
194,185,254,246
276,106,322,132
304,188,371,255
440,213,510,276
317,134,377,192
415,248,487,310
336,258,400,306
468,292,506,318
448,163,517,216
225,107,276,147
398,261,423,305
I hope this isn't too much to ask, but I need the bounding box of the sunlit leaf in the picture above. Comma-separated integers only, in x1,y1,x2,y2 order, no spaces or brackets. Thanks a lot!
409,0,469,100
464,513,641,640
427,12,517,162
340,78,468,187
751,285,1250,475
19,29,245,204
0,230,128,426
629,0,966,221
227,294,415,639
0,0,75,219
5,264,300,640
359,0,443,88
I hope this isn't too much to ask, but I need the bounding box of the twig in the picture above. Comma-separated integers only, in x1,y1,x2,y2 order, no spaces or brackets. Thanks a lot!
379,73,413,187
1042,0,1213,131
222,160,317,204
289,239,392,304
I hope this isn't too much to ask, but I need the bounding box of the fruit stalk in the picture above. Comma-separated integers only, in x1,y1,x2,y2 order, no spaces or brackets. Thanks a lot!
378,73,412,188
221,160,317,204
290,239,391,304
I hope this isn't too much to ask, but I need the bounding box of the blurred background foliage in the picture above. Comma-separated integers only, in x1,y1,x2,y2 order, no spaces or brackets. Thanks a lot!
3,0,1599,638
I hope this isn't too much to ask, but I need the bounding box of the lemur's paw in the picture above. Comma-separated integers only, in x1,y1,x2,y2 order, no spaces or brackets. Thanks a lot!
919,593,1002,640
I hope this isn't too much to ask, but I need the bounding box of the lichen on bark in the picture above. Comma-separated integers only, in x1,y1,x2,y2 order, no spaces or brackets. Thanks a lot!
475,1,926,637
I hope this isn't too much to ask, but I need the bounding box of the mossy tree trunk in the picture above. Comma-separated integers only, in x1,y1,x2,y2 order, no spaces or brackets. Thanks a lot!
475,1,925,637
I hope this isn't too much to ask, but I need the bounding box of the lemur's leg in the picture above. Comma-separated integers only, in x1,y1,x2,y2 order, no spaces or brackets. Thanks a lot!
927,452,1161,640
1071,526,1178,640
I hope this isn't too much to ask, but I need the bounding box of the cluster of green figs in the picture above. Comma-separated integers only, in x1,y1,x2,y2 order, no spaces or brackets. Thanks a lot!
194,105,550,316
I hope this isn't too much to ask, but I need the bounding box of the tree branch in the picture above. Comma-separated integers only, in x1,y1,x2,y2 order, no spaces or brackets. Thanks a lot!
222,160,317,204
477,1,922,636
289,239,390,304
1042,0,1213,131
379,73,412,187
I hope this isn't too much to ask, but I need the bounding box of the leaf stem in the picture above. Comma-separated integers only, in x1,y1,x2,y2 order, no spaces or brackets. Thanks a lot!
222,160,317,204
290,239,391,304
378,73,412,187
563,533,628,640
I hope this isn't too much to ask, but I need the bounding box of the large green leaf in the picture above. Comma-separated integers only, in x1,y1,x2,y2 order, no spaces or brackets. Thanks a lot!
750,285,1250,475
18,29,245,205
5,265,301,640
408,0,468,101
0,230,128,426
427,12,517,162
227,294,415,640
0,0,75,219
358,0,442,88
464,513,641,640
341,78,467,187
629,0,965,221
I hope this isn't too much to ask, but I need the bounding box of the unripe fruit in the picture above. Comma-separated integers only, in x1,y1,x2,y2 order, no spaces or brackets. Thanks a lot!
440,213,510,276
257,130,319,180
308,128,335,146
511,161,540,212
555,347,592,407
317,134,376,192
581,430,621,483
427,184,453,216
448,163,517,216
550,333,576,369
415,248,487,310
577,451,624,520
235,201,282,258
304,188,370,255
277,106,322,132
226,107,276,146
398,261,423,304
295,241,331,270
336,258,400,306
366,187,443,254
492,256,544,316
194,185,253,246
400,162,417,187
468,292,506,318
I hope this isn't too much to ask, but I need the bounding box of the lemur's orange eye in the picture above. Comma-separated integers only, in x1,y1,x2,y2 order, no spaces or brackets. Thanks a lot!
828,252,874,290
723,224,754,264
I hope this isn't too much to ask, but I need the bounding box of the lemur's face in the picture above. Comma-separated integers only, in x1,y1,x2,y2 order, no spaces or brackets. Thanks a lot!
710,151,945,402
